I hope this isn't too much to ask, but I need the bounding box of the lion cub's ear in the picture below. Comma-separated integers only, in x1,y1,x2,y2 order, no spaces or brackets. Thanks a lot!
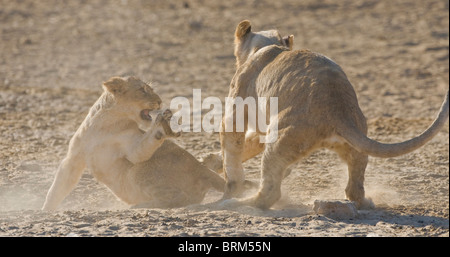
283,35,294,50
103,77,126,95
235,20,252,39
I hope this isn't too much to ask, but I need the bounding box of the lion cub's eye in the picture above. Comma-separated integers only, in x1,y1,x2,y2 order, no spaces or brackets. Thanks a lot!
139,87,147,94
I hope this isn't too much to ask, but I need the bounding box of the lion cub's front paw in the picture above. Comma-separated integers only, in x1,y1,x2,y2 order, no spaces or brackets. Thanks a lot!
162,109,173,121
154,109,181,139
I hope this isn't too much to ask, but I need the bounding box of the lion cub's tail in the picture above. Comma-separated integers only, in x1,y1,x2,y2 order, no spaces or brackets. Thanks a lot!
338,91,449,158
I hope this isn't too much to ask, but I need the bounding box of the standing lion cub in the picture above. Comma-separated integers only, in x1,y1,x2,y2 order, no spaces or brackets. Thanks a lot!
220,20,449,209
42,76,225,210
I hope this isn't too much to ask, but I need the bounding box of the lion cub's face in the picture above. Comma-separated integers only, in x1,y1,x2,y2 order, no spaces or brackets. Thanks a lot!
234,20,294,66
103,76,162,130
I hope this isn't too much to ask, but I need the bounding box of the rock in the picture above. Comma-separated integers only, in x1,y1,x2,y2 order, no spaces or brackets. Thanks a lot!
108,225,120,231
313,200,358,219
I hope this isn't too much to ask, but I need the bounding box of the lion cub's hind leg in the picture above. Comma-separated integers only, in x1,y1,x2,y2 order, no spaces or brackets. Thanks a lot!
332,142,374,209
245,129,318,209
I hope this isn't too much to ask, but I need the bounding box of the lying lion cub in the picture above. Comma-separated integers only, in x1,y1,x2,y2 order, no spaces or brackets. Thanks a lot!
220,20,449,209
42,76,225,210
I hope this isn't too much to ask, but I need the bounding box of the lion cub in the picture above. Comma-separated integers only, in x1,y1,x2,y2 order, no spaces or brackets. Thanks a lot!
42,76,225,210
220,20,449,209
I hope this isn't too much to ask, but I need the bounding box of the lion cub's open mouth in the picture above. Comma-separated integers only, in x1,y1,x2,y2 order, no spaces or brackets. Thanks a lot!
140,109,152,121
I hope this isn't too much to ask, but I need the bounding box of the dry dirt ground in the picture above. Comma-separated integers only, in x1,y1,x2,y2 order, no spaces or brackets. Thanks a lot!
0,0,448,237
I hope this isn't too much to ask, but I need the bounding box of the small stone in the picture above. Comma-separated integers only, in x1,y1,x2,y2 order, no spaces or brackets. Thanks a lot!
108,225,120,230
313,199,358,219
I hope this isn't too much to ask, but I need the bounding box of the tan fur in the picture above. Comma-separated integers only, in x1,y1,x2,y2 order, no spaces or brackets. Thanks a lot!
42,76,225,210
220,20,449,209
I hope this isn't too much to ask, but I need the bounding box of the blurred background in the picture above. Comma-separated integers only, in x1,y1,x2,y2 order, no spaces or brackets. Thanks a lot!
1,0,448,104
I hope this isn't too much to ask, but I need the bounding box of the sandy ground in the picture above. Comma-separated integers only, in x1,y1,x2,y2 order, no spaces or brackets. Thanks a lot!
0,0,448,237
